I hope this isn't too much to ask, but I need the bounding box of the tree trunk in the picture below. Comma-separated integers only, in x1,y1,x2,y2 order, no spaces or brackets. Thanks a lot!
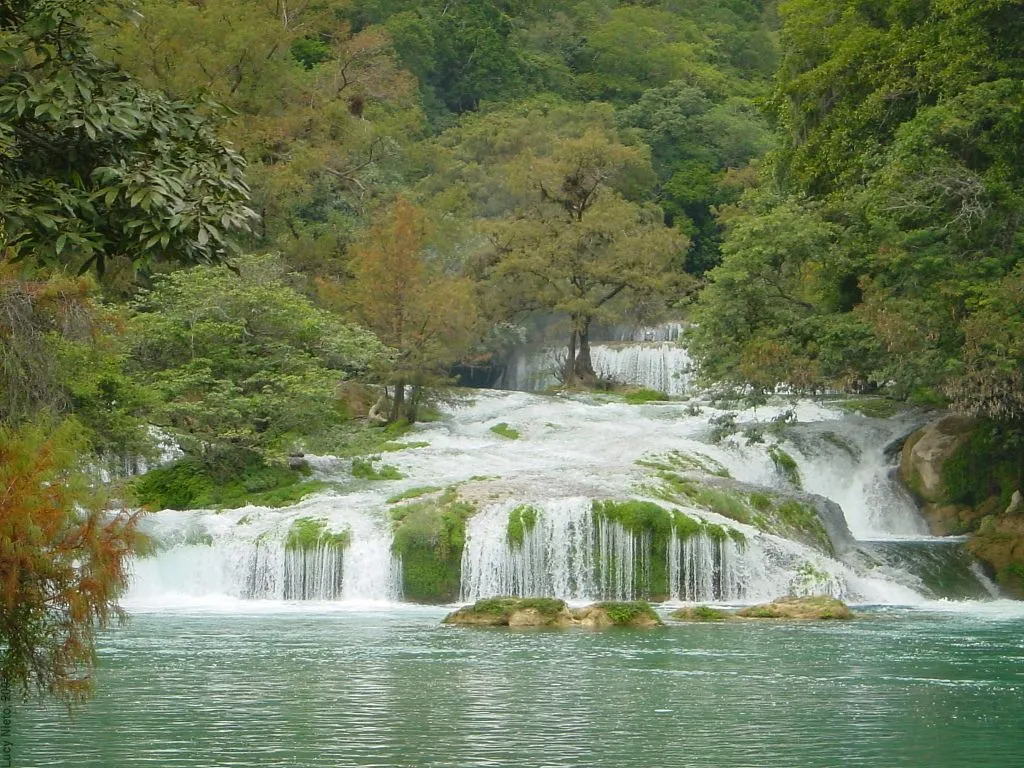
563,327,578,386
573,319,597,386
389,381,406,423
406,383,423,424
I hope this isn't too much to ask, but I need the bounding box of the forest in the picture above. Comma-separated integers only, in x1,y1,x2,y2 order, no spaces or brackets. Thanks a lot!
2,0,1024,703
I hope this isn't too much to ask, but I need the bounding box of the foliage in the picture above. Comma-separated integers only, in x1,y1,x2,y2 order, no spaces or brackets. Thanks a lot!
127,253,386,468
489,423,521,440
102,0,419,272
940,422,1024,509
390,489,475,602
692,1,1024,417
346,197,479,422
594,601,660,627
623,389,669,404
768,446,802,489
0,418,143,706
351,456,404,481
284,518,350,552
386,486,442,504
467,597,567,619
0,0,255,275
131,457,328,511
506,504,539,548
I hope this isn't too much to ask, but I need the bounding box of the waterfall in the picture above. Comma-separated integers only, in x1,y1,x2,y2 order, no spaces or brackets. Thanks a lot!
459,498,831,603
499,342,692,394
128,497,401,606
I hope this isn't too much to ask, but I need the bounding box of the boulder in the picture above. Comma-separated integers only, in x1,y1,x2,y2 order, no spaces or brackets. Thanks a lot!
735,595,854,620
442,598,662,628
670,606,732,622
571,602,662,628
442,598,574,627
900,415,976,504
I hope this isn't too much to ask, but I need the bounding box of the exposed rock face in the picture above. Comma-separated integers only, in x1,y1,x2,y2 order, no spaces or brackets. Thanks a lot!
898,415,1024,598
900,415,975,505
442,599,663,628
735,595,854,620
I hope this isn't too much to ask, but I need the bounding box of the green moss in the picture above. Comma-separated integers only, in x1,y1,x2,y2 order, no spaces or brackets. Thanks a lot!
692,487,751,525
835,397,902,419
391,489,476,603
506,504,539,547
821,431,859,458
386,486,443,504
941,422,1024,509
777,500,833,554
489,422,521,440
470,597,566,618
637,450,731,478
351,456,404,481
623,388,670,404
672,605,730,621
595,601,660,626
768,446,802,489
183,528,213,546
284,517,351,552
131,458,329,510
748,492,773,511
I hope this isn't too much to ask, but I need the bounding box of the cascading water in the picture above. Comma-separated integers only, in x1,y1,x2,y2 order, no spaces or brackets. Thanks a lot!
499,342,692,395
127,494,401,606
128,378,995,608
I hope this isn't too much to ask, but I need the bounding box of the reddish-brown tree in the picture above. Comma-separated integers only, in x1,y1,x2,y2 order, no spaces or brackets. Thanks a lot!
0,419,143,706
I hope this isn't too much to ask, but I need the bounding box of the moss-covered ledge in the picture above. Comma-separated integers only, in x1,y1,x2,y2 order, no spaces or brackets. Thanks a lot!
442,599,663,628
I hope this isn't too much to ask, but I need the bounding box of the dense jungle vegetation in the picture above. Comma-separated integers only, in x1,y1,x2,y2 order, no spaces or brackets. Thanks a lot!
2,0,1023,702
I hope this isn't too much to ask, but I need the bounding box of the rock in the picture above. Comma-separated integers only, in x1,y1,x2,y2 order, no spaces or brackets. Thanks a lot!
442,598,573,627
735,595,854,620
670,606,732,622
900,415,976,504
1006,490,1023,516
968,515,1024,599
287,454,309,471
571,601,662,628
442,598,662,628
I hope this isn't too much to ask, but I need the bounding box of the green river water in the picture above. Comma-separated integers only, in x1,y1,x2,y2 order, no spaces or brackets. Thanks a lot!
15,605,1024,767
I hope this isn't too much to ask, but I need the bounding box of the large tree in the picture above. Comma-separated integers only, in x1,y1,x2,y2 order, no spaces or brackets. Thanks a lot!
483,124,687,386
347,196,479,421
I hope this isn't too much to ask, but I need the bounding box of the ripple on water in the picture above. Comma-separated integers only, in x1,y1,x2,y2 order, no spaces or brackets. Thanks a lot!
17,609,1024,768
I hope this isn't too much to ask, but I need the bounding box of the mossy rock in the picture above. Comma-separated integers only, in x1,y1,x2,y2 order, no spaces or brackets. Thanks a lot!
391,489,476,603
442,598,573,627
670,605,732,622
735,595,854,620
572,601,662,628
284,518,350,552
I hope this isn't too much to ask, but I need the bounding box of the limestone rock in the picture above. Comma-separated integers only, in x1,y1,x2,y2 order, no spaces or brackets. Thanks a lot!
735,595,854,620
900,415,976,504
670,606,732,622
442,598,573,627
442,598,662,628
571,602,662,628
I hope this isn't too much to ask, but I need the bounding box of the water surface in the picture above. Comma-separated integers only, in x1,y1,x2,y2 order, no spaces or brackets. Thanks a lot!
18,605,1024,767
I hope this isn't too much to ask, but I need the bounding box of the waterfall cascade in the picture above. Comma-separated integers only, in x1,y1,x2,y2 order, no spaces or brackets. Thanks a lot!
499,342,692,395
129,377,994,609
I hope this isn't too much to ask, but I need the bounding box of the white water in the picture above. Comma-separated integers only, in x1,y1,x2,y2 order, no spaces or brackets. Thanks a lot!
127,384,978,609
500,342,692,395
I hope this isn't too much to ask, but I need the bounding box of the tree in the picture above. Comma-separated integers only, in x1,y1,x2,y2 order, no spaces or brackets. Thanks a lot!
0,0,257,275
347,197,479,421
488,129,688,385
0,418,142,706
127,254,386,470
102,0,420,275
